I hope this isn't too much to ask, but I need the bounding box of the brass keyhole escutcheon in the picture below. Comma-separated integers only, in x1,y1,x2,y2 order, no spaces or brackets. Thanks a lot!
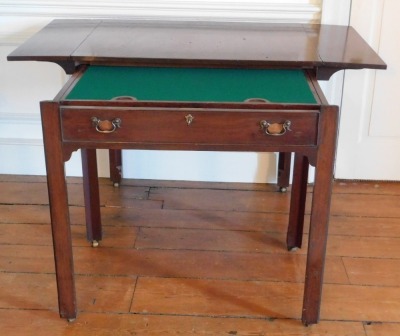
185,114,194,126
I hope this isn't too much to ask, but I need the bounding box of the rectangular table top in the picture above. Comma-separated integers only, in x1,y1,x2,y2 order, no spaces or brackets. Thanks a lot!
8,19,386,80
66,66,317,104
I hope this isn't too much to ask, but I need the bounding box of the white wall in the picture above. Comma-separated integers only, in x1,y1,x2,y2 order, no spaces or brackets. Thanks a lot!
0,0,322,181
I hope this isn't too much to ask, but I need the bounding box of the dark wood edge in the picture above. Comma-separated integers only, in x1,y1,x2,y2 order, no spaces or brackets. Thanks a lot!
54,65,88,101
62,142,318,155
58,101,323,111
306,70,329,105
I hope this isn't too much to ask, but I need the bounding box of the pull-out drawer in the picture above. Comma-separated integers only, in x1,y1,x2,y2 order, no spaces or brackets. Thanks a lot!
56,65,324,148
60,106,319,146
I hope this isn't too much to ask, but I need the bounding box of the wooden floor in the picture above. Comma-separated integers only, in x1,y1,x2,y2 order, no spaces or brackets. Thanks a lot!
1,175,400,335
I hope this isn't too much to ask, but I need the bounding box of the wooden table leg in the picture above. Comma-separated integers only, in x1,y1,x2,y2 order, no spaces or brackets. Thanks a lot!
301,105,338,325
81,148,102,247
41,101,77,321
277,152,291,192
286,153,309,250
109,149,122,187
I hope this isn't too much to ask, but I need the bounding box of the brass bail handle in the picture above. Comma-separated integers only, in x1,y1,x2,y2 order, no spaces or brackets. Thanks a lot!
91,117,122,133
260,120,292,136
245,98,271,104
111,96,138,101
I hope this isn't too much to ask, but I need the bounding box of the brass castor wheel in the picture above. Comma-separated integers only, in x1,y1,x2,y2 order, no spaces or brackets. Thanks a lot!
289,246,299,252
113,182,120,187
279,187,287,193
92,240,99,248
67,318,76,323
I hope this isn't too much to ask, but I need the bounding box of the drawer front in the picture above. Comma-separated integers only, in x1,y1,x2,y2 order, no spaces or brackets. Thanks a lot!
61,107,318,146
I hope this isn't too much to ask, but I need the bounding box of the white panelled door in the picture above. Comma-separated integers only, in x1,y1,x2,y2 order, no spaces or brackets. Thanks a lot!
335,0,400,180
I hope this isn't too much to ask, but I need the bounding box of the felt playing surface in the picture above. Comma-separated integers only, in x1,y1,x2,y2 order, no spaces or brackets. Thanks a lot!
66,66,317,104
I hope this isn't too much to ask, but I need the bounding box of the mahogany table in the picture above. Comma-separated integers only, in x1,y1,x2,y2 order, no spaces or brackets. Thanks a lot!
8,19,386,325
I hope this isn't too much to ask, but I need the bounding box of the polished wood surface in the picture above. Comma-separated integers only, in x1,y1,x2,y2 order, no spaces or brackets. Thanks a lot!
38,68,335,324
108,149,122,186
7,19,386,78
40,101,77,319
6,19,386,327
7,20,99,73
1,175,400,335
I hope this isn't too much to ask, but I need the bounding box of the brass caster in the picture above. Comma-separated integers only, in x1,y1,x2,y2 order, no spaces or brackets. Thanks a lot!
67,318,76,323
92,240,99,248
113,182,120,188
289,246,299,252
279,187,287,193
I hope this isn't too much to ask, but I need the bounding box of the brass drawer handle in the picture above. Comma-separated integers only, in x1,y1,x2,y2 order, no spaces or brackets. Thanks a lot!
91,117,121,133
111,96,137,101
245,98,271,103
260,120,291,136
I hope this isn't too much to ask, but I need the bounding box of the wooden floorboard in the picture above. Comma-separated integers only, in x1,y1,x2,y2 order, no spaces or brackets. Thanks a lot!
1,175,400,335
